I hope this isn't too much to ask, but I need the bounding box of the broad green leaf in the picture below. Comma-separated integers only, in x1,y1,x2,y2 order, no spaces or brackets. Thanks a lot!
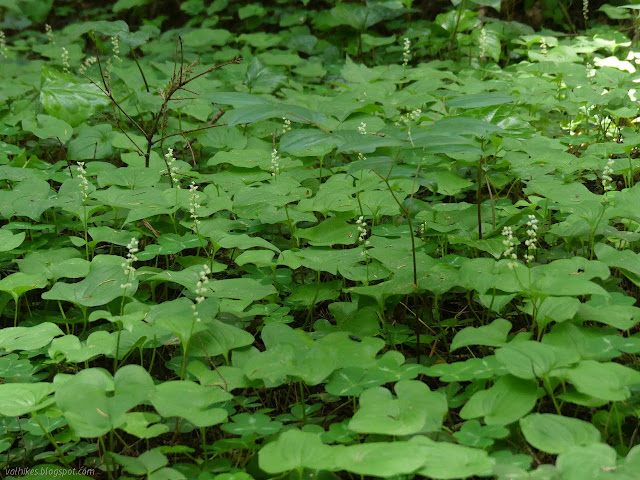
0,383,55,416
55,365,155,437
42,255,138,307
348,380,447,435
451,318,512,351
40,67,110,127
280,129,338,157
337,441,429,476
520,414,601,454
258,429,337,473
187,319,255,361
411,436,495,479
22,114,72,142
460,375,539,425
150,381,232,427
0,323,63,352
558,360,640,401
495,341,579,380
48,331,116,363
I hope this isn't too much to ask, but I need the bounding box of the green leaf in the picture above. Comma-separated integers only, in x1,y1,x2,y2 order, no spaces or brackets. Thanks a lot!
520,414,601,454
258,429,337,473
460,375,539,425
495,341,579,380
42,255,138,307
22,114,73,142
451,318,512,351
0,229,25,252
337,441,429,476
296,217,356,247
558,360,640,402
280,130,338,157
40,67,110,127
0,322,63,353
55,365,155,437
348,380,447,435
411,436,495,479
0,383,55,416
151,381,233,427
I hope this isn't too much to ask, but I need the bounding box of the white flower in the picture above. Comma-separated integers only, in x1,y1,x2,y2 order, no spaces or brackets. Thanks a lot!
78,56,97,75
501,226,518,268
540,38,548,55
0,30,6,58
358,122,367,135
602,158,614,192
61,47,70,73
111,35,121,62
282,117,291,134
583,0,589,22
402,37,411,67
192,264,212,322
45,24,54,44
189,182,201,228
76,162,90,201
271,148,281,177
524,215,538,263
479,28,487,60
121,237,139,291
165,148,180,188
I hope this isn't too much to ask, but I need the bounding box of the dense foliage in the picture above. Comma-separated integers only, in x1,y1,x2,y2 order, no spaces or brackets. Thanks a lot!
2,0,640,479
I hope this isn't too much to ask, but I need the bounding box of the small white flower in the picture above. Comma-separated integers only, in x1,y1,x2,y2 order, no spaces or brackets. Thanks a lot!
602,158,614,192
61,47,70,73
540,38,548,55
479,27,487,60
402,37,411,67
583,0,589,22
282,117,291,134
111,35,121,62
76,162,90,201
358,122,367,135
78,56,97,75
192,264,211,322
524,215,538,263
165,148,180,188
45,24,54,44
189,182,201,228
121,237,139,291
0,30,6,58
271,148,281,177
501,226,518,266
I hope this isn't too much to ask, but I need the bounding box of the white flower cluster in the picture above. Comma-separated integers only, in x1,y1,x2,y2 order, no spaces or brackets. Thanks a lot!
61,47,70,73
271,148,281,177
189,182,201,228
583,0,589,22
524,215,538,263
121,237,139,289
165,148,180,188
540,38,548,55
76,162,89,201
355,216,371,256
358,122,367,135
282,117,291,134
402,37,411,67
191,264,211,323
78,56,97,75
602,158,614,192
0,31,6,58
45,24,54,44
479,28,487,60
111,35,121,62
395,108,422,126
501,226,518,268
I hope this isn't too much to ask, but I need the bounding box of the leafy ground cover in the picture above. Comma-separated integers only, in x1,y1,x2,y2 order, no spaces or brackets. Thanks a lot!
3,0,640,479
